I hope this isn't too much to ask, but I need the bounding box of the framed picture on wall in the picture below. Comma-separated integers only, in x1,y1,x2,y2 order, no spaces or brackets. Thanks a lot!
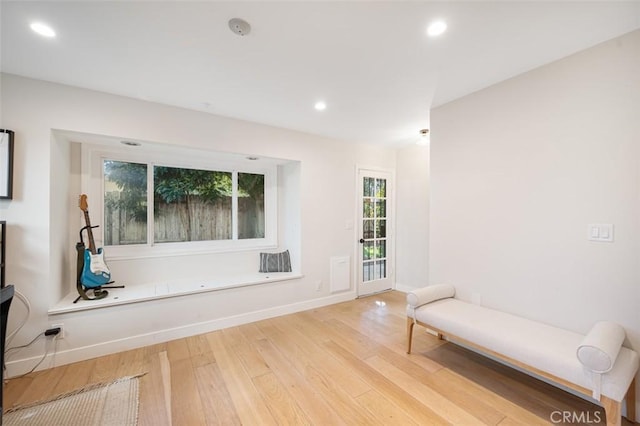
0,129,14,199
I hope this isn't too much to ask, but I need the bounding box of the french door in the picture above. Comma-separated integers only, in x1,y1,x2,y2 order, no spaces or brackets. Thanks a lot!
357,169,394,297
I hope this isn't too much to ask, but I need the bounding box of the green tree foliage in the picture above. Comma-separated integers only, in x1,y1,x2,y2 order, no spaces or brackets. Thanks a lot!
104,160,147,221
154,166,232,204
238,173,264,199
105,161,234,206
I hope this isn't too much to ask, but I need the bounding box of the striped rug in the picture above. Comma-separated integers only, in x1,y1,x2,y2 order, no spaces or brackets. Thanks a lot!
4,374,143,426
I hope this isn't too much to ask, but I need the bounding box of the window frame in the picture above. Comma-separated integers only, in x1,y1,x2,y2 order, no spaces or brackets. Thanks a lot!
82,143,278,260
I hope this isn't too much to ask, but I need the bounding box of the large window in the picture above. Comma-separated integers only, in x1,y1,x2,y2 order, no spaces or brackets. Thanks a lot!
104,160,266,247
85,144,276,257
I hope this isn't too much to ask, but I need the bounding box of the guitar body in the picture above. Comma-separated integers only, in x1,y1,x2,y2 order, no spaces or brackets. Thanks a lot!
81,247,111,288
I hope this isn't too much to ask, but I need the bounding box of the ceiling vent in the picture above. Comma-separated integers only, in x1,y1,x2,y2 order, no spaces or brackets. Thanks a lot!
228,18,251,36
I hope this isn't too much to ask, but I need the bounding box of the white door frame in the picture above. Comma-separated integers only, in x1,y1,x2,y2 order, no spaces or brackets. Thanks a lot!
355,166,395,297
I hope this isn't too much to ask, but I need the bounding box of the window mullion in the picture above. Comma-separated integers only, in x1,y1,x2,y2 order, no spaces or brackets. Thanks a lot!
100,156,106,246
232,171,238,240
148,163,154,247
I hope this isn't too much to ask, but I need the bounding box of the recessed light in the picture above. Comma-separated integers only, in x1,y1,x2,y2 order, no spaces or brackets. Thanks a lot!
314,101,327,111
121,141,141,147
30,22,56,38
427,21,447,37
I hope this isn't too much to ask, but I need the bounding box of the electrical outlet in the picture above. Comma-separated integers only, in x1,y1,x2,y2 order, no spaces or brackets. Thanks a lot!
51,323,65,339
315,280,322,291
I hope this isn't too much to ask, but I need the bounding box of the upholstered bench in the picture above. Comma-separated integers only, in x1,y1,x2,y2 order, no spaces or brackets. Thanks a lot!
406,284,639,426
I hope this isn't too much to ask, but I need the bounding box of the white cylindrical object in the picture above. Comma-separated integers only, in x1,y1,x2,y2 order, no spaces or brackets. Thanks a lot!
576,321,626,373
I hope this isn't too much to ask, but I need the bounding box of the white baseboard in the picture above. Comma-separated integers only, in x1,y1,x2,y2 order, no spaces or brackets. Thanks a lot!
5,291,356,378
395,283,420,293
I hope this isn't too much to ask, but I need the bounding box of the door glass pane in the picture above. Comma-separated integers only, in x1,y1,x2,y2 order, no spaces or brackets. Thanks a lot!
375,199,386,218
363,220,374,239
375,240,386,259
363,199,374,218
375,260,386,280
375,179,386,198
363,241,374,260
376,219,386,238
363,261,374,282
363,177,374,197
104,160,148,246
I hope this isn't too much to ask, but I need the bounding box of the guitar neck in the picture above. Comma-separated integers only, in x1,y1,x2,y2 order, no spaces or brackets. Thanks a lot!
83,210,97,254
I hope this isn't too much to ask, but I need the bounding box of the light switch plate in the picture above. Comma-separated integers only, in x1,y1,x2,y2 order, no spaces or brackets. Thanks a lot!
588,224,614,242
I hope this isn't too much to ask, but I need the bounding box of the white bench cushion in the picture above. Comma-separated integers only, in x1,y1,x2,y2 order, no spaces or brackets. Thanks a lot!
409,298,639,402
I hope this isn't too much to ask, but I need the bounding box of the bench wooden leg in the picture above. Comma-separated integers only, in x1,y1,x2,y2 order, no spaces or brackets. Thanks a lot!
406,317,415,354
602,396,622,426
626,377,636,423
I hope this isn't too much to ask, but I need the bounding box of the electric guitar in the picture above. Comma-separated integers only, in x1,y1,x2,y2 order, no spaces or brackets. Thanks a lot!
79,194,111,287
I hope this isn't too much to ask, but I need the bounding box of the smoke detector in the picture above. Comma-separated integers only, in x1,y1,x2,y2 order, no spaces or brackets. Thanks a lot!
229,18,251,36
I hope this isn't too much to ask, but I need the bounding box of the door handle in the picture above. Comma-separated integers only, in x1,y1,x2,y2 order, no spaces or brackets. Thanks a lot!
359,238,365,244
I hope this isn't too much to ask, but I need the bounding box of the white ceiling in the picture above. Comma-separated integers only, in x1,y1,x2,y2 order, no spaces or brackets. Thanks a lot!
2,1,639,146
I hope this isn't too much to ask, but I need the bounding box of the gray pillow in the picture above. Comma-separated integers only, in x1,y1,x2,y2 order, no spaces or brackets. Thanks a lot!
259,250,292,273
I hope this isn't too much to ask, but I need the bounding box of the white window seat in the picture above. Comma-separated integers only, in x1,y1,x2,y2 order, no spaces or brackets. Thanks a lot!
49,272,303,315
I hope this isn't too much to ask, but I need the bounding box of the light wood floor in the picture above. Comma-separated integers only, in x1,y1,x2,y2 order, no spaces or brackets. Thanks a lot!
4,290,620,425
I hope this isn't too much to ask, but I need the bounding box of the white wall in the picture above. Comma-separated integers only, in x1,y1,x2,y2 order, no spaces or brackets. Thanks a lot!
0,73,396,374
395,143,430,291
430,30,640,416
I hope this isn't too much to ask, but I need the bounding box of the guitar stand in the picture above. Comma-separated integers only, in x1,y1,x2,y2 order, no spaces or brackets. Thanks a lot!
73,278,125,303
73,227,125,304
